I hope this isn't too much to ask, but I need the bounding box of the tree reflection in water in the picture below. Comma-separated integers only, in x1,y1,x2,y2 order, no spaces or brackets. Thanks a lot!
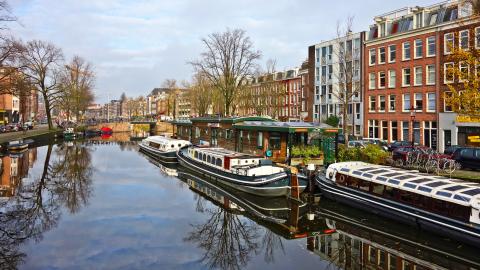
0,142,93,269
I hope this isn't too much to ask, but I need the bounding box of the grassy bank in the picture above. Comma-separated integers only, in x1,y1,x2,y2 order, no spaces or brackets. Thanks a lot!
0,128,60,144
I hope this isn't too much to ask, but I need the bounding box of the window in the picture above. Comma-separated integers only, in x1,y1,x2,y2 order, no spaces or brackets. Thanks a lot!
427,93,436,111
269,132,281,150
444,62,454,83
388,70,396,88
415,12,423,28
402,68,411,86
369,48,376,65
476,27,480,49
369,73,376,89
403,42,411,60
414,39,423,58
459,62,469,82
444,92,453,112
369,96,376,112
429,13,438,26
403,94,411,111
388,45,396,62
423,121,437,150
378,47,386,64
379,96,386,112
459,30,469,50
381,121,388,140
368,120,379,139
391,121,398,141
415,93,423,110
444,33,454,54
402,121,409,141
389,95,396,112
427,36,436,56
257,131,263,148
414,66,422,86
378,71,386,88
426,64,435,85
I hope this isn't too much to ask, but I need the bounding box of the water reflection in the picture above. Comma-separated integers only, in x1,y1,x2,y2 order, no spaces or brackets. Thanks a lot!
0,142,94,269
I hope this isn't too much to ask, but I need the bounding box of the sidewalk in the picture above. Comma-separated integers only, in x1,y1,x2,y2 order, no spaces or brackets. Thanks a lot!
0,125,57,144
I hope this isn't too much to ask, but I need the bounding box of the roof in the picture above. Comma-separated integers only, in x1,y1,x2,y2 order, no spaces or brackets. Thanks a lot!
234,121,337,133
194,147,260,159
329,162,480,207
190,116,275,124
144,136,191,145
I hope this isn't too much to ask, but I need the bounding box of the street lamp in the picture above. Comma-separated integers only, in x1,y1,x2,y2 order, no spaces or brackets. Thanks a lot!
410,105,416,148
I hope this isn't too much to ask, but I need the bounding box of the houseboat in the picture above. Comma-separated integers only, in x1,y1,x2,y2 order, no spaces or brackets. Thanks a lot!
7,140,29,151
177,146,308,197
139,136,191,163
316,161,480,247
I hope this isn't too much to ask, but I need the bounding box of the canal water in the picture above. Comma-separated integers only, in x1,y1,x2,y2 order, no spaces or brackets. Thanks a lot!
1,139,479,270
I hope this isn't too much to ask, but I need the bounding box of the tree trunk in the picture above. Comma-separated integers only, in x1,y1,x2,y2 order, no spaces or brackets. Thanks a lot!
43,92,54,130
343,105,349,145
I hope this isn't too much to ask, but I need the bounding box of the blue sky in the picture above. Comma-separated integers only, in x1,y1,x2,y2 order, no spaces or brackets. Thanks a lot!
8,0,435,103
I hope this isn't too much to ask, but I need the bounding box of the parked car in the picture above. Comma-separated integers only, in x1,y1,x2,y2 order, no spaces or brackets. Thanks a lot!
0,125,7,133
388,140,413,152
24,121,34,130
362,138,389,151
443,145,463,156
6,123,20,132
338,134,362,144
451,147,480,170
392,146,449,164
347,140,367,148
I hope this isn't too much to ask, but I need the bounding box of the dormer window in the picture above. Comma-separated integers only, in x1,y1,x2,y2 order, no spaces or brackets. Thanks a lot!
415,12,423,29
428,12,438,25
380,23,386,37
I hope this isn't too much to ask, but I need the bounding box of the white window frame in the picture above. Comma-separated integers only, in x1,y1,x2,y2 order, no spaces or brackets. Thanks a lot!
426,36,436,57
369,96,376,112
444,33,454,55
402,94,411,112
378,47,386,64
388,70,396,88
369,48,376,66
414,39,423,59
388,94,396,112
426,92,436,112
402,68,411,87
388,45,396,63
459,61,469,82
426,64,435,85
414,66,423,86
378,95,386,112
459,30,469,50
402,42,411,61
444,62,454,84
443,92,453,112
378,71,386,89
369,72,376,90
414,93,423,111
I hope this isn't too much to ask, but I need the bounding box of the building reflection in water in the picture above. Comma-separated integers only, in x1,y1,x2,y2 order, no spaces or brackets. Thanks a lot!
0,142,93,268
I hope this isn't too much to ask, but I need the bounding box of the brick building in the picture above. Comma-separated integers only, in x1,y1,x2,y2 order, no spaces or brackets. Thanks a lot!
363,1,478,150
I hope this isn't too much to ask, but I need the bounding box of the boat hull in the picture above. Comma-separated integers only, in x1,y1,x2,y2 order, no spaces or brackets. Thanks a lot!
315,175,480,248
177,147,307,197
8,144,28,151
139,143,178,163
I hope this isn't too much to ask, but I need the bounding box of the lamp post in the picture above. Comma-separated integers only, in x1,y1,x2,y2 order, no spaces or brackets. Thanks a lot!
410,105,416,148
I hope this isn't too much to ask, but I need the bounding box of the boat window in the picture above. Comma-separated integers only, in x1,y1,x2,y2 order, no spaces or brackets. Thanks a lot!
383,185,396,198
425,181,450,188
358,167,377,172
353,171,363,176
376,176,387,182
216,158,222,167
178,144,182,147
403,183,417,189
362,173,373,178
369,169,389,174
461,188,480,196
436,191,452,198
171,144,174,148
453,194,470,202
417,186,432,193
394,174,418,180
387,179,400,185
207,156,211,163
444,185,469,192
383,173,403,177
340,168,350,173
409,178,433,184
371,183,384,196
358,179,370,192
202,154,207,162
194,151,198,159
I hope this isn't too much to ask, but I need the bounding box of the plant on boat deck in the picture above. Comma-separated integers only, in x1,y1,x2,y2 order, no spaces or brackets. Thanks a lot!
291,145,323,164
338,144,388,165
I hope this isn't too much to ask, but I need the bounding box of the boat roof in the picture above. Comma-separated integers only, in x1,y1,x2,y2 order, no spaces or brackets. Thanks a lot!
329,162,480,207
193,147,261,159
144,136,191,145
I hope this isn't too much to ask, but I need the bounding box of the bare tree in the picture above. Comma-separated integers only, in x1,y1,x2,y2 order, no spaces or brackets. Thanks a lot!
332,17,360,145
19,40,64,129
188,72,213,117
59,56,95,122
190,28,261,116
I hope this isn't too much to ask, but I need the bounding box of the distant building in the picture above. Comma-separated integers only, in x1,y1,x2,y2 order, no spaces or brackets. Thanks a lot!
85,104,103,119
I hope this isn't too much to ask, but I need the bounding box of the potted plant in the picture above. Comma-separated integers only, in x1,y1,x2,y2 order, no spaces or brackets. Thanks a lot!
290,145,324,166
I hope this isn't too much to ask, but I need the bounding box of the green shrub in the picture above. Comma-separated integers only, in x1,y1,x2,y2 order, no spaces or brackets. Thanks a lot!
291,145,323,163
325,115,340,127
338,144,388,165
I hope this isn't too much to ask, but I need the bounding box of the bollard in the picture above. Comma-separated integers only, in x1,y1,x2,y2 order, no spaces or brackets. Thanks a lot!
307,163,315,194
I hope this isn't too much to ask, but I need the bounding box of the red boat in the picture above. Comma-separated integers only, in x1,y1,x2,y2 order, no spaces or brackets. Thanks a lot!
100,126,113,135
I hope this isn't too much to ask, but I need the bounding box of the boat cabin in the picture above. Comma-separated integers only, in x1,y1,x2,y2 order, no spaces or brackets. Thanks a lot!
326,162,480,224
187,147,284,176
143,136,191,152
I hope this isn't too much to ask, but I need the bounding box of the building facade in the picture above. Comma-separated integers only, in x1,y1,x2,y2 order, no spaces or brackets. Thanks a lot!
310,32,364,136
364,0,479,151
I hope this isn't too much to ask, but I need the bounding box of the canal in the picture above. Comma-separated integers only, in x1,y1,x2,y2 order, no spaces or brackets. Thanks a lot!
1,138,479,269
